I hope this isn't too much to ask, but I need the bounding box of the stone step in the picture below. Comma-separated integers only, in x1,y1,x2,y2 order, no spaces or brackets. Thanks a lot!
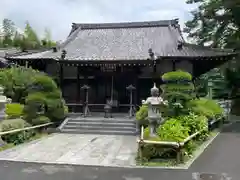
60,115,136,135
66,121,135,127
69,118,135,124
61,128,136,136
63,124,136,131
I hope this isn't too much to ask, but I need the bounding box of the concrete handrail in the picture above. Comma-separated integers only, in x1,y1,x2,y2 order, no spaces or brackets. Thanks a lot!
0,122,54,136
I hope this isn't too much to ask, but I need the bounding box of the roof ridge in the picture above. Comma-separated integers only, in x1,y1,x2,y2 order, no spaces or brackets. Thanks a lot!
60,26,82,49
73,19,179,30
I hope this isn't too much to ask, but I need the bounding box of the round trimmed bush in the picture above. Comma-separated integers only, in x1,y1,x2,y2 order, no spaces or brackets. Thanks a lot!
161,70,195,116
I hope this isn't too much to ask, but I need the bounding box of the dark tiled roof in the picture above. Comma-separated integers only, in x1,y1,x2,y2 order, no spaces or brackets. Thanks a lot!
0,48,22,64
0,48,20,57
5,49,53,60
8,19,236,61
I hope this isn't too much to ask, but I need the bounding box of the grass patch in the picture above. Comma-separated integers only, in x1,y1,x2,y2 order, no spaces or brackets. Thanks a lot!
137,159,177,167
0,143,15,151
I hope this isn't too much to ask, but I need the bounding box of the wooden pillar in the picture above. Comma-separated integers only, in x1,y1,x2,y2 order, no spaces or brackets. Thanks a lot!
25,60,29,68
172,60,176,71
77,66,81,102
83,74,88,103
59,63,64,96
134,67,139,105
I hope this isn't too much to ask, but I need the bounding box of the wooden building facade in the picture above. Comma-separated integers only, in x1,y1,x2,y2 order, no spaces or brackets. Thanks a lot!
6,19,237,112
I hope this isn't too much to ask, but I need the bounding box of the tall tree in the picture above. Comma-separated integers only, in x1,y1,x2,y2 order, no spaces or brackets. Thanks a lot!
184,0,240,49
2,18,15,47
185,0,240,113
23,21,40,49
2,18,15,38
13,31,23,48
42,28,56,48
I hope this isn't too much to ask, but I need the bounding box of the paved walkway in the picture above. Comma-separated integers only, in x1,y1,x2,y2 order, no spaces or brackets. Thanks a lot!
189,121,240,179
0,134,137,167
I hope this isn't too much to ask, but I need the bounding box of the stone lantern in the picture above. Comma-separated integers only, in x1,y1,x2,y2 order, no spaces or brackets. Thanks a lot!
142,83,168,137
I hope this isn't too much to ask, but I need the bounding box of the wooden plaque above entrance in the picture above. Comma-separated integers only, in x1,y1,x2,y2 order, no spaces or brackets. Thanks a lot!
100,64,117,72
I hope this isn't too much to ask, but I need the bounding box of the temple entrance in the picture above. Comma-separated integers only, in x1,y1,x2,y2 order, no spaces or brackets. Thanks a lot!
94,73,134,112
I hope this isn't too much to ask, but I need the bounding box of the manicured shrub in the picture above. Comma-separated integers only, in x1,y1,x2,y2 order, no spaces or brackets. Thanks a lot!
0,67,67,124
0,119,27,131
161,70,195,116
205,99,224,118
187,98,224,119
44,98,67,122
31,116,51,126
5,103,24,119
24,92,67,124
162,70,192,82
23,92,46,123
0,119,35,145
28,74,59,94
0,67,40,103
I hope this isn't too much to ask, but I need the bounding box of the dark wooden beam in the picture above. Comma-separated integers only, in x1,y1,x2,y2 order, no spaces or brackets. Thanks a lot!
172,60,176,71
77,66,81,102
59,63,64,96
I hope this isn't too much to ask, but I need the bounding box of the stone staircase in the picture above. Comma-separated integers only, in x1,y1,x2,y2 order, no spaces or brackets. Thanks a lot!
59,114,136,135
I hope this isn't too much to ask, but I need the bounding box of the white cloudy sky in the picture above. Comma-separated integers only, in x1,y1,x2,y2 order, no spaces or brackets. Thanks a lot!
0,0,197,41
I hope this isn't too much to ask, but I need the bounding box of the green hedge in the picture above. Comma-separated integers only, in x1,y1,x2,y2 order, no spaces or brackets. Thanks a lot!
0,119,36,145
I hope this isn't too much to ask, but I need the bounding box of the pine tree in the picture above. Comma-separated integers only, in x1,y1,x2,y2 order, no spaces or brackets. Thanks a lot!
42,28,56,48
184,0,240,98
207,68,228,99
184,0,240,49
23,21,40,49
13,32,23,48
2,18,15,47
